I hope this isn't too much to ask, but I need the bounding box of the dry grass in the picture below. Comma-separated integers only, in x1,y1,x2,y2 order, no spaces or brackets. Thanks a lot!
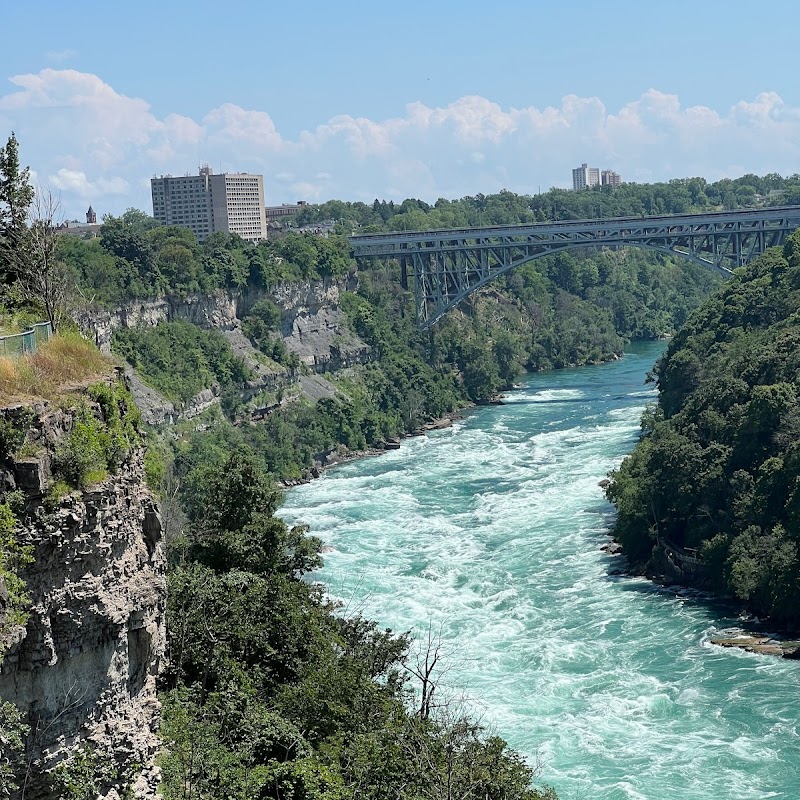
0,332,113,404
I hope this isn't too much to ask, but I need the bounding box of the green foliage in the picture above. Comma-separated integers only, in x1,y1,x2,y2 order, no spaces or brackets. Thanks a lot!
0,410,32,459
62,212,356,305
0,500,31,796
608,229,800,625
159,450,555,800
53,381,141,488
0,132,34,288
50,745,135,800
242,298,301,367
0,502,32,641
112,321,252,406
0,699,27,799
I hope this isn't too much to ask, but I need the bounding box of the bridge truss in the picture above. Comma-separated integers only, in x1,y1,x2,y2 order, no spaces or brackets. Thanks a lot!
350,206,800,329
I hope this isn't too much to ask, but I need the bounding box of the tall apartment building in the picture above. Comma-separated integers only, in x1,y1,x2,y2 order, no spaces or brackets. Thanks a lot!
572,163,600,191
572,163,622,191
601,170,621,189
150,166,267,242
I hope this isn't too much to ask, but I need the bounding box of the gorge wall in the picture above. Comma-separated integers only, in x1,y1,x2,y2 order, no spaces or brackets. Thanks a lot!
75,278,372,424
0,390,165,799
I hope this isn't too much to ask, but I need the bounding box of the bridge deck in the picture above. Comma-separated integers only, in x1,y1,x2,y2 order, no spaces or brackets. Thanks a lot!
351,205,800,255
349,205,800,328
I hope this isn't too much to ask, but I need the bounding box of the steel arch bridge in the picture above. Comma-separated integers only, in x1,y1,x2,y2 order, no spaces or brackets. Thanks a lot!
350,206,800,329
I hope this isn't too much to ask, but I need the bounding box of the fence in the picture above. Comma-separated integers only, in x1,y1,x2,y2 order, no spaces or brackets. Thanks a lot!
0,321,54,357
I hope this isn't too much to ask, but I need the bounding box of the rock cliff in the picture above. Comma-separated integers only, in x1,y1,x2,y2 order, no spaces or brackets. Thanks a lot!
76,280,370,371
75,280,371,423
0,389,165,798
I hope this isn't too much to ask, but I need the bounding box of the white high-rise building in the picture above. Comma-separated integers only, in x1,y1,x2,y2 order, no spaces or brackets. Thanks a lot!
150,166,267,243
572,163,601,191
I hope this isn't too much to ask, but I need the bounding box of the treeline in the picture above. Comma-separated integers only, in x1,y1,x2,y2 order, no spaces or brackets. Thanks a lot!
158,448,556,800
61,209,351,305
291,173,800,233
607,230,800,628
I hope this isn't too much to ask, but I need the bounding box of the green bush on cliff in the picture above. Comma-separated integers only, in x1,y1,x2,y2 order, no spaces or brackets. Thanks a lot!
0,411,33,460
0,502,32,641
112,321,252,406
0,500,32,798
53,382,142,488
607,229,800,626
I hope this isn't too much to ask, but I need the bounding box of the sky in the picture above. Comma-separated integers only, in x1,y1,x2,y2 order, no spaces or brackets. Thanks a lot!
1,0,800,219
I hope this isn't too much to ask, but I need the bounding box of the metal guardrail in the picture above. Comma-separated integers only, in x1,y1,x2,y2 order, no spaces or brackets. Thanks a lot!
0,321,53,357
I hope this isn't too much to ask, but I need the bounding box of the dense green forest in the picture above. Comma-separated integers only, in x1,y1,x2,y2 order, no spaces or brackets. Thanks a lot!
158,448,557,800
290,173,800,232
607,230,800,629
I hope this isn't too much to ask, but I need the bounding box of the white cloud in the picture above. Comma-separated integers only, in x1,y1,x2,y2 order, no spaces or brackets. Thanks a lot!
3,68,800,218
49,168,129,196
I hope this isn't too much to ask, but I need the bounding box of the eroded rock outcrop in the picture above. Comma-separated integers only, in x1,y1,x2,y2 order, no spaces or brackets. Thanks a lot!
0,393,165,799
75,280,372,417
76,281,371,375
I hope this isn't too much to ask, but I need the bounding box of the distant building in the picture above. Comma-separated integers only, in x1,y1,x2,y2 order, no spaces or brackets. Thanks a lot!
572,163,600,191
601,170,621,189
572,163,622,190
265,201,309,226
54,216,102,238
150,166,267,243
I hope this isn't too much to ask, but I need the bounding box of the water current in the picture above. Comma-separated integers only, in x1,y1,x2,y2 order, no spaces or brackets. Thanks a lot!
279,341,800,800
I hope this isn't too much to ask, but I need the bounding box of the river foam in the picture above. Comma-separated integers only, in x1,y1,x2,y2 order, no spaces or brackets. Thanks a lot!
280,342,800,800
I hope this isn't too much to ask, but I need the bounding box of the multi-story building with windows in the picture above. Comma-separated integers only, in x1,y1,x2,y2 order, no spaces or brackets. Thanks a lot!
571,163,622,191
150,166,267,242
601,169,621,188
572,163,601,191
264,201,309,225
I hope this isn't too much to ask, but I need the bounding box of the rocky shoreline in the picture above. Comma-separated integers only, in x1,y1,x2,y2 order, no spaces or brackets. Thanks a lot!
278,409,469,489
709,634,800,659
599,525,800,659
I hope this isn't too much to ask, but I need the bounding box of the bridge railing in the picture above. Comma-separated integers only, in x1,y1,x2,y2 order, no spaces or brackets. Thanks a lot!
0,321,54,357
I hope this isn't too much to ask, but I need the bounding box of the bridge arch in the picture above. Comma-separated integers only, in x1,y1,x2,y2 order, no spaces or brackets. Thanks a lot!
350,206,800,328
414,241,732,329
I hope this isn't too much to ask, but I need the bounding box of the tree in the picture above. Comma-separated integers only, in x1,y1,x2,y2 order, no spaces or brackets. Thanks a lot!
13,189,74,331
0,132,34,283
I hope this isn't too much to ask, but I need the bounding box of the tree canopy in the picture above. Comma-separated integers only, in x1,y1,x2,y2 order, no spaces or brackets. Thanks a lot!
607,230,800,626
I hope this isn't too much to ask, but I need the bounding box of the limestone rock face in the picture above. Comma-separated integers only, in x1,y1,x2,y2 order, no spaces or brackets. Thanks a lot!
75,291,240,354
76,280,372,383
0,402,165,799
268,279,371,372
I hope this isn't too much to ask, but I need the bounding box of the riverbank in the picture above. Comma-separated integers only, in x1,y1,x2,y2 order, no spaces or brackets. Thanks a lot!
600,528,800,658
278,408,470,488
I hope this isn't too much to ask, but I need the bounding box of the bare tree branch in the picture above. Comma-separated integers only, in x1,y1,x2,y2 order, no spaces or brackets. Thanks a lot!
9,188,75,332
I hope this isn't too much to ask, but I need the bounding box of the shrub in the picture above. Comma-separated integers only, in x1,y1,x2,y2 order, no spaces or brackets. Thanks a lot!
53,382,142,488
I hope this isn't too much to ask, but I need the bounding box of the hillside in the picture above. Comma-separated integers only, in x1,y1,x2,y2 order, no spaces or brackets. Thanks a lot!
607,230,800,628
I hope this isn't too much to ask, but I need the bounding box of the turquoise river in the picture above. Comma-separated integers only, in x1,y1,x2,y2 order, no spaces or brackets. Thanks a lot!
279,341,800,800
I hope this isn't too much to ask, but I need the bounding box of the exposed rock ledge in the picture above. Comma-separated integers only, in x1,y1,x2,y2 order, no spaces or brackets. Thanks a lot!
75,281,373,421
710,634,800,659
0,399,165,799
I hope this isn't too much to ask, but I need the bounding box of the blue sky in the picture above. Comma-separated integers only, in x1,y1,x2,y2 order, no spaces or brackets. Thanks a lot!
1,0,799,218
